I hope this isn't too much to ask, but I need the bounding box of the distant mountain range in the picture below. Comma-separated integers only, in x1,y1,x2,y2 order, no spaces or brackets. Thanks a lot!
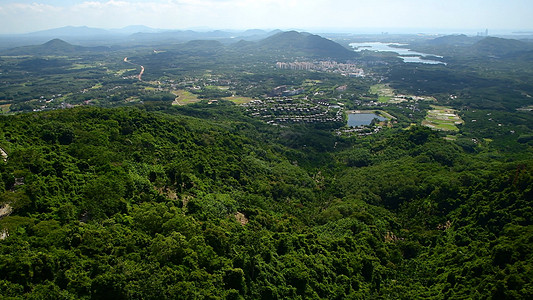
20,25,280,38
0,26,288,50
25,26,115,37
1,30,358,60
4,26,533,61
7,29,531,61
414,34,533,59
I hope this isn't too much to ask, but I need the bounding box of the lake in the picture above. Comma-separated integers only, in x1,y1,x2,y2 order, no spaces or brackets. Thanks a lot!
347,113,386,127
349,42,446,65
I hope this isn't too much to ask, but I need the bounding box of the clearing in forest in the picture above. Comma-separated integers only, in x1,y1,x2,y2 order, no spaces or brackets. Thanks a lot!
172,90,201,105
370,84,437,103
369,84,394,103
0,104,11,114
223,96,254,104
422,105,464,131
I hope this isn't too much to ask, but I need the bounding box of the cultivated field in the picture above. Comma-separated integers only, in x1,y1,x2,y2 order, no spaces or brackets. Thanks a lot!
369,84,394,103
422,105,464,131
223,96,254,104
172,90,201,105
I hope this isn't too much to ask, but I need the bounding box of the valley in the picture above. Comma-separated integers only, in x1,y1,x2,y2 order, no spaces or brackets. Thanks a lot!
0,29,531,299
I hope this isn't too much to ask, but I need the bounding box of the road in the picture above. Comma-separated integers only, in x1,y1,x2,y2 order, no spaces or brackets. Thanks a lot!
123,57,144,81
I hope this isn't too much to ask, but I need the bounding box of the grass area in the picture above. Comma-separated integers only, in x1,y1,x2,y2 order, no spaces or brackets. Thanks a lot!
517,105,533,111
172,90,201,105
370,84,396,103
55,93,73,102
378,96,392,103
68,64,92,70
115,69,136,76
223,96,254,104
444,135,457,141
370,84,436,104
0,104,11,114
370,84,394,97
303,79,322,86
422,105,464,132
91,83,103,90
378,110,396,120
68,62,103,70
125,96,141,103
422,96,438,102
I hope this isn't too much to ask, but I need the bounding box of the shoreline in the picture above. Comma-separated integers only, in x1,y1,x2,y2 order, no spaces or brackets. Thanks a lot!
347,110,396,120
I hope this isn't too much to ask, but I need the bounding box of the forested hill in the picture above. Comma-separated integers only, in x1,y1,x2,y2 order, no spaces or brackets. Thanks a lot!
470,36,533,56
1,30,356,61
257,31,358,60
0,104,531,299
0,38,110,56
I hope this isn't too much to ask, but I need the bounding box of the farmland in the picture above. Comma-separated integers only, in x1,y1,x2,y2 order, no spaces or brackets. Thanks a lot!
422,105,464,131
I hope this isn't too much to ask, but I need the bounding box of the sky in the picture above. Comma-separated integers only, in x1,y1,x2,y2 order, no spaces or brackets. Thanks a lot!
0,0,532,34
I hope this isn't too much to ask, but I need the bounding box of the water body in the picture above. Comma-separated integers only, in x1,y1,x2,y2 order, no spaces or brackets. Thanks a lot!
347,113,386,127
350,42,446,65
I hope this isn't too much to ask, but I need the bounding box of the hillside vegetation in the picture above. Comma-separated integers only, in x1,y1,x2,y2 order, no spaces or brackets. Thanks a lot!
0,103,531,299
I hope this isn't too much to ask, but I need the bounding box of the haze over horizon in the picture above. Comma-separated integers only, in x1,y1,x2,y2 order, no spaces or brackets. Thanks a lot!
0,0,532,35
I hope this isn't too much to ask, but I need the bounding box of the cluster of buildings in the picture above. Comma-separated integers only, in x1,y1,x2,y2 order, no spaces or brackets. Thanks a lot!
336,125,384,136
269,85,305,97
242,98,344,125
275,60,365,77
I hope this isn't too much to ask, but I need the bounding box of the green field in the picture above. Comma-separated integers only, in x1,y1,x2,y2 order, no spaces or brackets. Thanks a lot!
115,68,137,76
378,96,392,103
370,84,394,96
223,96,254,104
0,104,11,114
370,84,394,103
172,90,201,105
422,105,464,131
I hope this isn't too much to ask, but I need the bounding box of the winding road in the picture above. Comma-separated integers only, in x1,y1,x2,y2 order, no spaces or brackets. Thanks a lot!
123,57,144,81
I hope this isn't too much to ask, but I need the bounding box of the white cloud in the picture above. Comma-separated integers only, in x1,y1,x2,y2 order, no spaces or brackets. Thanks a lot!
0,0,532,34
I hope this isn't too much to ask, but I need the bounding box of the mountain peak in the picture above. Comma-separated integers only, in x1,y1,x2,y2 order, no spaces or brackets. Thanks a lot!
258,31,356,60
43,38,72,47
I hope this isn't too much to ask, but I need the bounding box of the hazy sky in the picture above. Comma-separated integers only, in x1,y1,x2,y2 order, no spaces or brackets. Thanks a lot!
0,0,532,34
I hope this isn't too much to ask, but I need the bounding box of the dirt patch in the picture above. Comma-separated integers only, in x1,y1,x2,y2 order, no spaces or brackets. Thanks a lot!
0,147,7,162
155,187,179,201
182,195,192,209
235,212,248,225
384,231,403,243
0,204,13,220
0,228,8,240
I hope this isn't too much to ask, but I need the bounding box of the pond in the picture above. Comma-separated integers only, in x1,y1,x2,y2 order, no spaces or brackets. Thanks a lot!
347,113,386,127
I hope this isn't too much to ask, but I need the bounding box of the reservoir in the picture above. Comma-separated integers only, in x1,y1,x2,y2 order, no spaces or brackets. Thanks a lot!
347,113,386,127
349,42,446,65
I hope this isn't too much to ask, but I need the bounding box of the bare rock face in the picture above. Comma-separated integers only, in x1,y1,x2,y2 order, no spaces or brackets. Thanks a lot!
0,228,8,240
0,204,13,220
235,212,248,225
